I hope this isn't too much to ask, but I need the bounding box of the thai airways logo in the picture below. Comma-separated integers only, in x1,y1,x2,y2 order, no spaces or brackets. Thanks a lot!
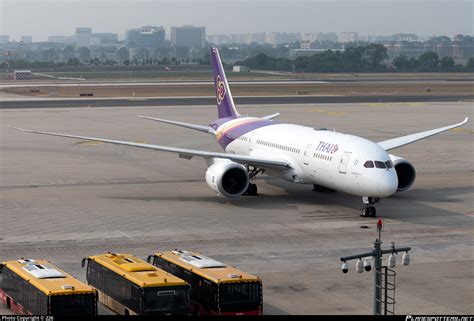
316,141,339,154
216,75,226,105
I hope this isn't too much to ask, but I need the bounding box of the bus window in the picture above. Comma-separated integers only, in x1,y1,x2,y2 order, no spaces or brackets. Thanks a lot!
219,282,261,311
143,287,190,313
50,293,96,315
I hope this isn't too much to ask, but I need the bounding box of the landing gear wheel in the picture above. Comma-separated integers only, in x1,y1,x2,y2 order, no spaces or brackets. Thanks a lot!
244,183,258,196
361,207,368,217
369,206,376,217
361,206,377,217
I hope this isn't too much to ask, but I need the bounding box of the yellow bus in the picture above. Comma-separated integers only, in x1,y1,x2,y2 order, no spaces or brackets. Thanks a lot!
147,250,263,315
0,259,97,315
81,253,191,315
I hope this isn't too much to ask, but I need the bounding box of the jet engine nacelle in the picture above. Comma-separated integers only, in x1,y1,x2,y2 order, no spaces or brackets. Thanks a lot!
205,159,249,198
389,154,416,191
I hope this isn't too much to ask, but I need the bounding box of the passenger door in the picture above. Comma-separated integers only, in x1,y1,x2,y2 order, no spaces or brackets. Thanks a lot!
303,144,313,166
339,152,351,174
248,132,256,152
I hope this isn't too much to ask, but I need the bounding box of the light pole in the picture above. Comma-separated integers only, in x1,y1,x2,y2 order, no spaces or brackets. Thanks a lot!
340,218,411,315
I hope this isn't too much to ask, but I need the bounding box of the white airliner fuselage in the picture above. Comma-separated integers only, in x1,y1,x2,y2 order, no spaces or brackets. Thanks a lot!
218,117,397,198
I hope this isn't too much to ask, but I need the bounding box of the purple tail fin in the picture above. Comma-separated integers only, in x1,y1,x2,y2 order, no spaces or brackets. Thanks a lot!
211,47,240,119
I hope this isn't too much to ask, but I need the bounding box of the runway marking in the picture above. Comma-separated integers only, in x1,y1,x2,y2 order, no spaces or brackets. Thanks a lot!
451,128,473,134
116,230,133,239
405,102,425,107
366,103,387,107
75,140,104,145
309,108,347,116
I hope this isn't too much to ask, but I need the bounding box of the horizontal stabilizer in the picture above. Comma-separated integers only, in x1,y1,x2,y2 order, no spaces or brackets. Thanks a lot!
262,113,281,120
138,115,216,135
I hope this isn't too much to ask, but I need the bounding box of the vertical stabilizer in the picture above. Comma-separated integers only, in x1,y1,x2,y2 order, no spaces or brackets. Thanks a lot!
210,47,240,119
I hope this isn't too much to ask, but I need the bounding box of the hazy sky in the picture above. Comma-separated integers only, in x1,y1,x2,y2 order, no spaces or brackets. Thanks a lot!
1,0,472,41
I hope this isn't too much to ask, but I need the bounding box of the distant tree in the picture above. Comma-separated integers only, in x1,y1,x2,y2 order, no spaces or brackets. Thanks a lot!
417,52,439,71
465,57,474,70
393,55,411,71
344,47,363,65
63,45,76,59
198,51,211,65
41,48,60,61
440,56,455,71
123,59,130,65
117,47,129,62
135,48,150,61
362,43,388,68
90,58,101,65
78,47,91,62
255,53,269,66
66,58,80,66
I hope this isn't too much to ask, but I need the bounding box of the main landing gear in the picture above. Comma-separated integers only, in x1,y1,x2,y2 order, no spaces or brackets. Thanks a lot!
243,166,265,196
361,197,379,217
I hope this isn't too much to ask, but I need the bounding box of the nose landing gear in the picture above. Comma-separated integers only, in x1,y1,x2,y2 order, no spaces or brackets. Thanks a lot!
361,197,379,217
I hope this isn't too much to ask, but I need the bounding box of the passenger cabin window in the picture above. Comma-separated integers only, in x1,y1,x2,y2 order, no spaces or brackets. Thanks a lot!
374,161,386,169
364,161,374,168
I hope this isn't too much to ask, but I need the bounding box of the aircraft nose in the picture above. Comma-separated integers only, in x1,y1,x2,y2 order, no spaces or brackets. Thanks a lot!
377,170,398,197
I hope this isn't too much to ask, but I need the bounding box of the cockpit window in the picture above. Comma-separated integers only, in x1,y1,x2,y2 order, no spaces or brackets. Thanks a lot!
374,161,386,169
364,161,374,168
385,160,393,168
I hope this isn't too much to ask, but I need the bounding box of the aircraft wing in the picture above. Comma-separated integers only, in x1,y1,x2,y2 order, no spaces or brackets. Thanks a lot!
9,126,292,171
378,117,469,151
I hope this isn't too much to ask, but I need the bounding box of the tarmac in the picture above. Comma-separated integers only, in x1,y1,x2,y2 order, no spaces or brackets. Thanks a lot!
1,94,473,108
0,101,473,314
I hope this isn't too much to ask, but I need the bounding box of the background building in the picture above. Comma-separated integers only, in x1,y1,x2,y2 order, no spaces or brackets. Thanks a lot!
75,27,92,47
126,26,165,60
265,32,301,45
91,33,118,46
48,35,75,44
393,33,419,42
171,26,206,48
126,26,165,48
21,36,32,44
338,32,358,43
0,35,9,44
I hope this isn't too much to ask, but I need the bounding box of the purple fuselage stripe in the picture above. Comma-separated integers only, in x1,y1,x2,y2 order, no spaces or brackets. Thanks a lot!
216,120,276,149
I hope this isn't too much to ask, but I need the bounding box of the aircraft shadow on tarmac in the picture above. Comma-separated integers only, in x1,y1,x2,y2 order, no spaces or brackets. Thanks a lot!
103,176,473,227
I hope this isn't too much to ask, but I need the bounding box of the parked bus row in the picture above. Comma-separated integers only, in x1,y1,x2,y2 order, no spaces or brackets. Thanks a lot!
0,250,263,315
